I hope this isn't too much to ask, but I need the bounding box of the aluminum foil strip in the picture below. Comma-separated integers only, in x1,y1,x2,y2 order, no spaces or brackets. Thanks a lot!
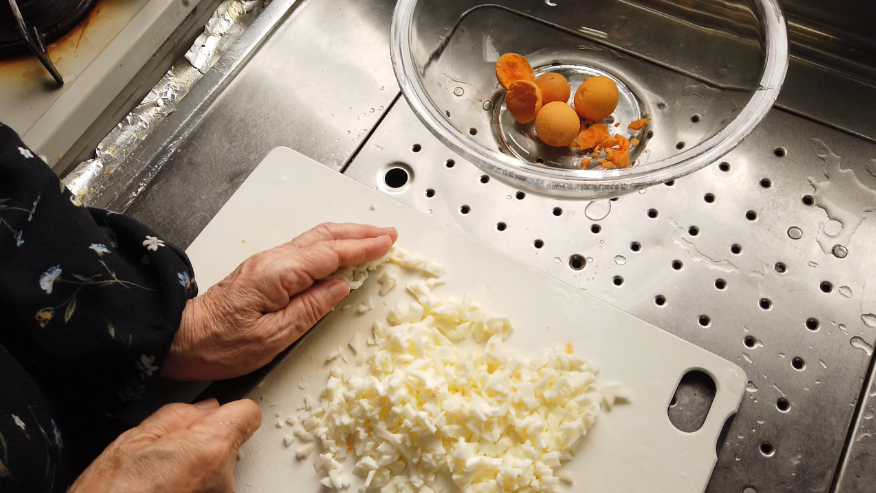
63,0,270,200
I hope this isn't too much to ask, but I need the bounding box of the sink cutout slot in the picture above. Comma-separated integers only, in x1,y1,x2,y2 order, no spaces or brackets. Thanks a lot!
668,370,717,433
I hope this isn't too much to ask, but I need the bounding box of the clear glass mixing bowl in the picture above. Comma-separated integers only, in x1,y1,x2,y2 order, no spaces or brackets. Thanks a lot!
391,0,789,197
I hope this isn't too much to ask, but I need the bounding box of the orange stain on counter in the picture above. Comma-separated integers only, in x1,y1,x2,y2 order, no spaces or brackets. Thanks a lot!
564,342,574,354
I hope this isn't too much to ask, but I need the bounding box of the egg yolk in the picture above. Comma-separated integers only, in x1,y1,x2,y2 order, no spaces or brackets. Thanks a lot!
496,53,535,90
605,134,631,168
534,73,571,105
506,80,542,124
573,76,619,121
627,118,650,130
576,124,609,149
535,102,580,147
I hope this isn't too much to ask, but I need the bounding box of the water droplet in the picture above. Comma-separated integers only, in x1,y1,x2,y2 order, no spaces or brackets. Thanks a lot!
586,257,593,263
380,86,385,90
506,195,512,199
833,245,849,258
717,68,728,79
746,382,759,392
790,452,802,465
426,209,432,214
544,0,557,5
743,353,753,364
584,199,611,221
840,324,848,333
787,227,803,239
824,220,842,236
863,314,876,328
808,261,818,268
614,255,626,265
554,257,562,263
737,433,745,439
819,359,827,369
638,188,648,195
346,130,351,135
370,108,375,113
779,353,786,358
735,455,741,461
453,87,464,96
838,286,853,298
482,100,493,110
864,408,875,420
851,336,874,356
757,419,765,425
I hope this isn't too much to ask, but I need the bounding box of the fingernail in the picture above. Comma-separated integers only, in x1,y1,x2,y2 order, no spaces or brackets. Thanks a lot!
194,398,219,411
327,280,350,302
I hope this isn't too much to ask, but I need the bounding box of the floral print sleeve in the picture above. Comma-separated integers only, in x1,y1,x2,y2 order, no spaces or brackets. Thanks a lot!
0,124,197,491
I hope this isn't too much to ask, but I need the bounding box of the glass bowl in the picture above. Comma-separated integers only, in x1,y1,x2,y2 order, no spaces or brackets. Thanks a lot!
391,0,789,197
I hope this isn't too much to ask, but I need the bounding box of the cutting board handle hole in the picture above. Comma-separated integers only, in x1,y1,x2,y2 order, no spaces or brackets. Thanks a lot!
668,370,717,433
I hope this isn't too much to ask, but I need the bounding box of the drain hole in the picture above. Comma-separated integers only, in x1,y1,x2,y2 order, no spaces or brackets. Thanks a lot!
480,175,490,184
719,162,730,172
497,222,507,231
425,188,435,198
672,260,683,271
535,157,545,165
469,128,478,135
647,130,654,139
591,224,601,234
630,241,641,252
553,207,563,216
759,298,772,310
731,244,742,255
676,142,685,150
805,318,820,331
655,295,666,306
412,144,422,153
704,193,715,203
777,398,790,412
820,281,833,293
445,159,455,168
534,239,544,249
613,276,624,286
665,180,675,186
691,114,701,123
774,262,786,273
516,191,526,200
746,210,758,221
688,226,699,236
802,195,814,206
760,178,772,188
610,197,619,202
460,205,470,214
760,441,775,457
699,315,711,327
744,336,756,348
569,255,586,270
774,147,786,157
715,279,727,290
647,208,658,218
668,370,716,433
384,167,409,189
792,357,805,370
445,110,451,117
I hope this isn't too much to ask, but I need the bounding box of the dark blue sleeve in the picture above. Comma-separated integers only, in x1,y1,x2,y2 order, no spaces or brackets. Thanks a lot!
0,122,197,414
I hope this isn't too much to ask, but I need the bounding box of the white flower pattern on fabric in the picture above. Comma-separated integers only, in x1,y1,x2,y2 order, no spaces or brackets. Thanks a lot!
18,146,33,159
14,230,23,247
89,243,110,255
136,354,159,378
39,265,62,294
142,236,165,251
69,194,82,207
12,414,26,432
52,419,63,451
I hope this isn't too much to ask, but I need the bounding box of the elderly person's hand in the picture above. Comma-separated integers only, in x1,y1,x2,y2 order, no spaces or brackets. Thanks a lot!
162,223,397,381
70,398,260,493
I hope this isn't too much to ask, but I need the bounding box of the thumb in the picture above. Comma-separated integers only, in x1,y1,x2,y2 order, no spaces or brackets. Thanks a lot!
191,399,262,451
134,399,220,439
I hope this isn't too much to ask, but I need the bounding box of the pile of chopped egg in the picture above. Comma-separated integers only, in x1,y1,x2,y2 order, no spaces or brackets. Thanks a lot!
495,53,652,170
283,248,628,493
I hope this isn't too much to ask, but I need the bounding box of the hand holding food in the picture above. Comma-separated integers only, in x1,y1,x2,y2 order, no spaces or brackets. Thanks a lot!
162,223,397,381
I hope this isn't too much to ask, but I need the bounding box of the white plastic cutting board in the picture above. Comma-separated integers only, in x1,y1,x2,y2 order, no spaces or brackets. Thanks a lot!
186,147,745,493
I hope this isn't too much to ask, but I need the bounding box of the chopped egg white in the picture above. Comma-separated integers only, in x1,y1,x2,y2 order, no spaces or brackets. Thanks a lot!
327,252,391,290
287,249,627,492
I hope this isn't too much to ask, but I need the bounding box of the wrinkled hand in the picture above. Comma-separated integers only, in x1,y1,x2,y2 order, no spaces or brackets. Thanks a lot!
163,223,398,381
70,399,261,493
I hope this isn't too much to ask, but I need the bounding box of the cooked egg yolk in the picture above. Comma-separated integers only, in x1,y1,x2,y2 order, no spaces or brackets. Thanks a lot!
495,53,535,90
627,118,650,130
534,72,571,105
577,124,609,149
535,102,580,147
506,80,542,124
573,76,619,121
